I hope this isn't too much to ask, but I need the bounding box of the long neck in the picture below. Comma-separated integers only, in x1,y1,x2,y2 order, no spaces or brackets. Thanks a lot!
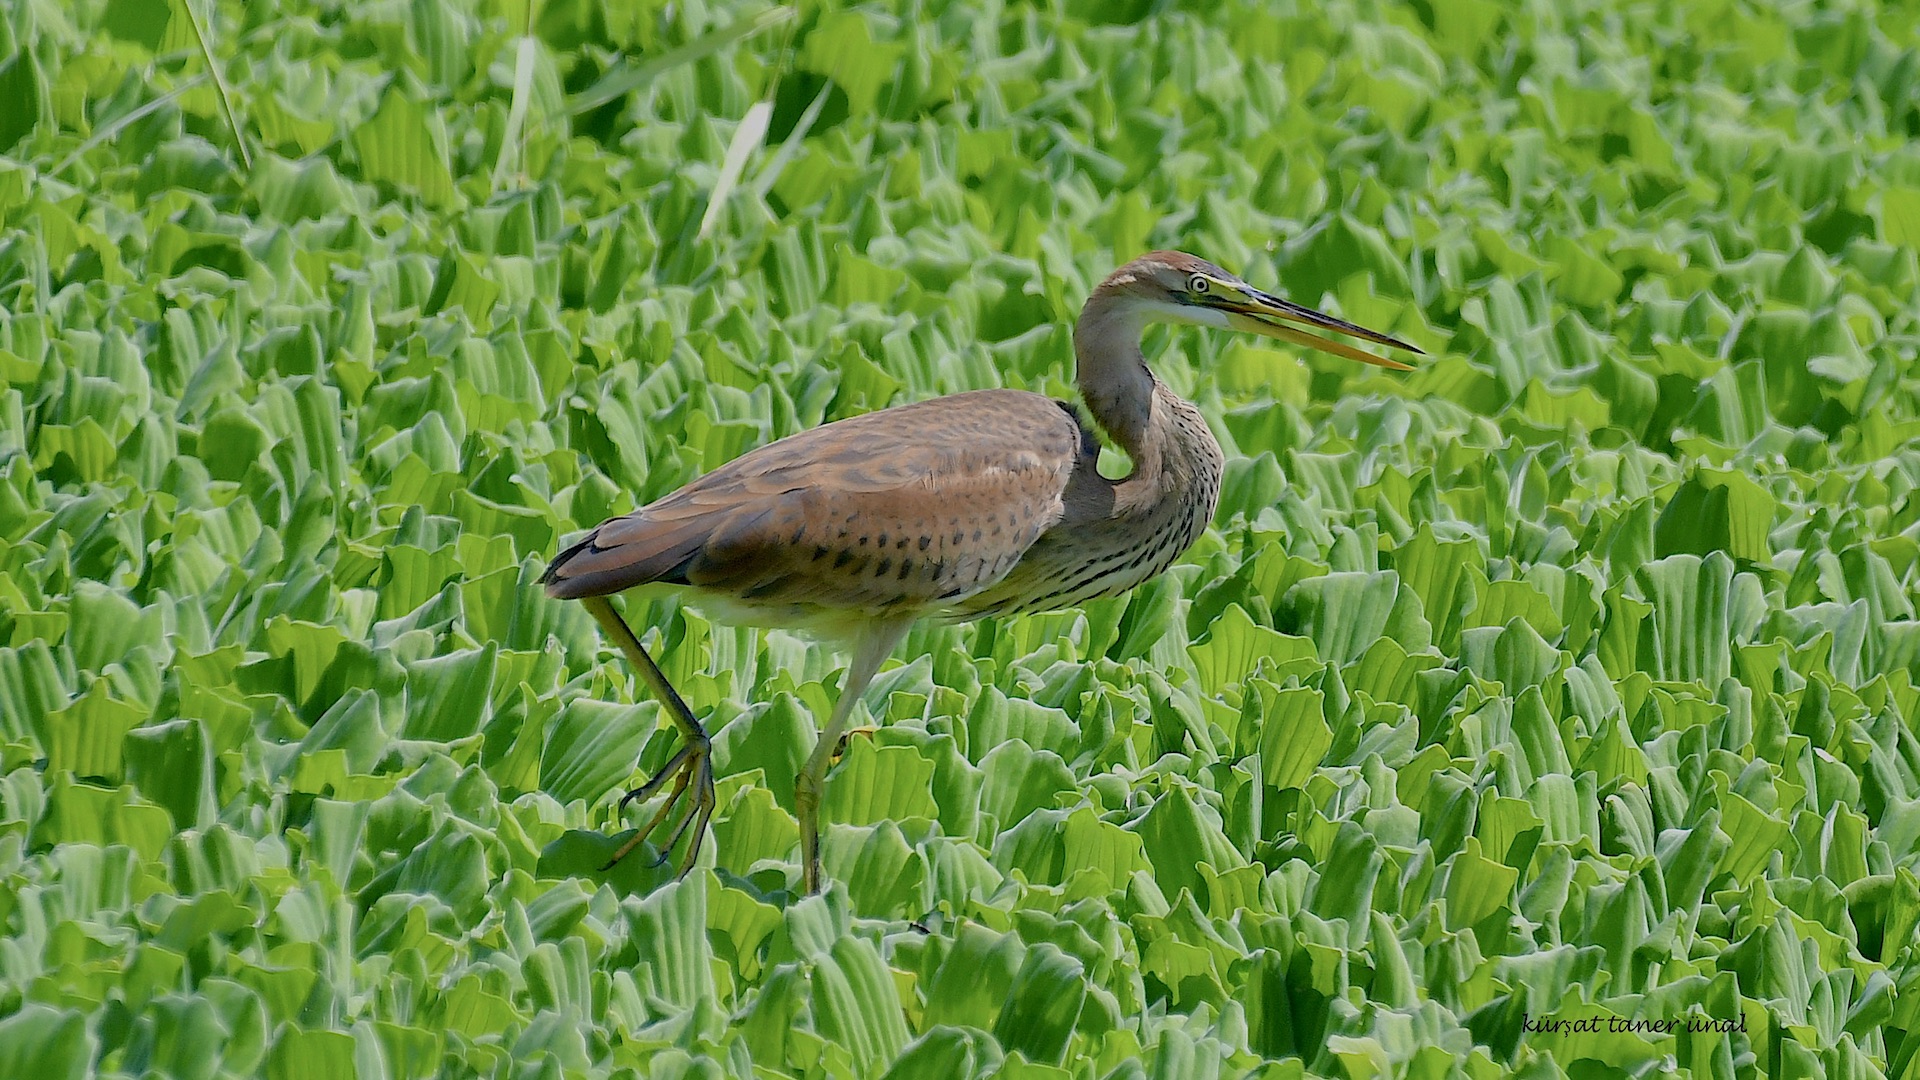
1072,292,1224,515
1074,292,1159,461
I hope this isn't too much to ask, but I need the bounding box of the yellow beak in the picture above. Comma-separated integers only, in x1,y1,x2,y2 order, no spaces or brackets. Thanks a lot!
1220,288,1422,371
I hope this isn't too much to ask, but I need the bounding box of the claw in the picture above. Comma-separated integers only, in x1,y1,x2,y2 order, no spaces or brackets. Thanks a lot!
601,736,716,876
650,766,707,863
672,759,716,879
617,745,694,814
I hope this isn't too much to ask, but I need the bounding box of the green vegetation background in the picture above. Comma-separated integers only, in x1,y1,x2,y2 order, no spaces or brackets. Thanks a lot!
2,0,1919,1077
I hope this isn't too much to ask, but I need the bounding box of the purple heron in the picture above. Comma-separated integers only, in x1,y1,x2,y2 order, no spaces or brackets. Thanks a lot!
543,251,1419,893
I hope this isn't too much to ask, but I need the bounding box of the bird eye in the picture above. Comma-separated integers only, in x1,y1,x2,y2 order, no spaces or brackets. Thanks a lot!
1188,275,1210,295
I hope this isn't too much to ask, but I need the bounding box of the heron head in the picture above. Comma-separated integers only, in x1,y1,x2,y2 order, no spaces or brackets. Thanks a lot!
1096,250,1422,371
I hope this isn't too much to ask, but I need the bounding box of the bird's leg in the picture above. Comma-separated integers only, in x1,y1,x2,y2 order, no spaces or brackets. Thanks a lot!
795,620,911,894
795,688,864,895
581,596,716,878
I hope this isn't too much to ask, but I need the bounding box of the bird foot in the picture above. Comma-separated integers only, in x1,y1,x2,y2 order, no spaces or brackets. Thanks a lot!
601,734,716,878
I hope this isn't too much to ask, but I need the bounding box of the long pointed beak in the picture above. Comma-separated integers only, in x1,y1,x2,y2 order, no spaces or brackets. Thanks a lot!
1221,288,1423,371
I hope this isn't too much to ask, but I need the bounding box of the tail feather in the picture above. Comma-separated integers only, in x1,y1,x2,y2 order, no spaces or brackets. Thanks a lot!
541,516,705,599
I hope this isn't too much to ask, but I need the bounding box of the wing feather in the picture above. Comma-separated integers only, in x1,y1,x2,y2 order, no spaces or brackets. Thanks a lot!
541,389,1088,616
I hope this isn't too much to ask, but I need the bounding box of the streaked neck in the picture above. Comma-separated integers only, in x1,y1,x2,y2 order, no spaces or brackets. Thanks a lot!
1073,292,1157,461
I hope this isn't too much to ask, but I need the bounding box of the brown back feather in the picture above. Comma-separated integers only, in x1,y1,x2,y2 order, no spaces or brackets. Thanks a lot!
541,389,1085,611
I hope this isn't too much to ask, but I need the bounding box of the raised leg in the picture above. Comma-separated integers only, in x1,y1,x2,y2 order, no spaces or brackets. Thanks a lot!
795,619,911,894
581,596,716,878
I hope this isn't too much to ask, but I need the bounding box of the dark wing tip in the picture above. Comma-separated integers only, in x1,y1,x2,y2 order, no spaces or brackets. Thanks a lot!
538,522,706,600
540,531,598,597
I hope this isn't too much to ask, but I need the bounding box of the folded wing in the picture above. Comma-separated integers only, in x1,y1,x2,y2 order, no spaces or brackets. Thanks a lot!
541,390,1091,620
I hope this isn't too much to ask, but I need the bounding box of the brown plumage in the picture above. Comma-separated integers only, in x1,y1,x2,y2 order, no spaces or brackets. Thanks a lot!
546,391,1084,625
543,251,1420,893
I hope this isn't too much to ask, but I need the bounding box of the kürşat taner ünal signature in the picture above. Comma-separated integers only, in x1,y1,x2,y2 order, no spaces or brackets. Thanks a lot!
1523,1014,1748,1034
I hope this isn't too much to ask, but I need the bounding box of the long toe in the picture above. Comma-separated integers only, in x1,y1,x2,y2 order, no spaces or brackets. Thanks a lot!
603,736,713,871
673,753,717,879
617,744,695,814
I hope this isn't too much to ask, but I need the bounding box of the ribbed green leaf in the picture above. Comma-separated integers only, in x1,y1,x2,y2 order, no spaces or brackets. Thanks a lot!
1391,525,1480,650
922,922,1023,1030
627,874,716,1011
1285,570,1403,665
711,778,799,874
352,82,458,208
1190,604,1317,694
708,880,782,981
1638,553,1735,685
1130,785,1244,902
1720,792,1793,884
1443,837,1518,931
881,1026,1003,1080
991,944,1086,1066
965,689,1079,765
823,738,938,826
976,741,1075,829
1059,805,1148,885
40,679,141,782
822,821,922,917
540,697,649,806
266,1028,357,1080
401,643,496,742
810,936,910,1074
0,1005,89,1080
1250,680,1330,790
125,718,213,829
